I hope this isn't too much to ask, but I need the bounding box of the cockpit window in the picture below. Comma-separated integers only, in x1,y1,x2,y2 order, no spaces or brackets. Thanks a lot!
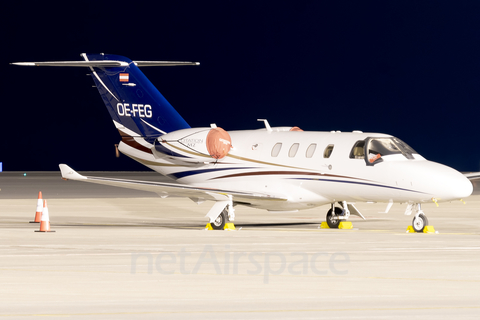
366,137,416,164
350,137,417,165
391,137,417,155
323,144,334,158
349,141,365,159
366,137,417,164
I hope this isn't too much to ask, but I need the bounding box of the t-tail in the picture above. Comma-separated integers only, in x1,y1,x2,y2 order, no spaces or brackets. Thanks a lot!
12,53,199,137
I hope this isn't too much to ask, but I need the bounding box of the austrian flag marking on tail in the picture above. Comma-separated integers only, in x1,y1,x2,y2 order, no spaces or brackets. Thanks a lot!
119,73,129,82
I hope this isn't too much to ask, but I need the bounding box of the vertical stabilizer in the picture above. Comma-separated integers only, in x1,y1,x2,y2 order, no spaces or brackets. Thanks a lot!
82,53,191,137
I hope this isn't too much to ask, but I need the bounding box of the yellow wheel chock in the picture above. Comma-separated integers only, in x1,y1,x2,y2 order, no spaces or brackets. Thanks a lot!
205,223,236,230
338,221,353,229
320,222,330,229
320,221,353,229
406,225,436,233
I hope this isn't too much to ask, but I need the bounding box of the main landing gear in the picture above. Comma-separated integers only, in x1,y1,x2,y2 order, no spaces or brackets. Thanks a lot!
206,197,236,231
211,208,229,230
326,206,344,228
324,201,364,229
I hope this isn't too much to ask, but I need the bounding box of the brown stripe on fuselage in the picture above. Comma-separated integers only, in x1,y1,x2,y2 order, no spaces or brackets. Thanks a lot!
209,171,371,181
117,129,152,154
121,136,152,154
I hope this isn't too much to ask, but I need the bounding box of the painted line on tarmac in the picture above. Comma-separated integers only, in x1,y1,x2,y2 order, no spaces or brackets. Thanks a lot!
1,305,480,317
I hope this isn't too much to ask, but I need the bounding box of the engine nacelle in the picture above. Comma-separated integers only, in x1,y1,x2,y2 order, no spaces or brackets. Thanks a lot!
152,127,232,164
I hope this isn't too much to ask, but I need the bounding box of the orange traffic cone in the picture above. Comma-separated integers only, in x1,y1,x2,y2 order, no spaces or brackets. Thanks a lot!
30,191,43,223
35,200,55,232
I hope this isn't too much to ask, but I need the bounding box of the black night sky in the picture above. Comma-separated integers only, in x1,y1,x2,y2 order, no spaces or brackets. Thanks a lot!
2,1,480,172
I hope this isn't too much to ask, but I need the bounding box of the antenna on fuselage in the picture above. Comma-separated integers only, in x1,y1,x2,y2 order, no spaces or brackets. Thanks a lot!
257,119,272,132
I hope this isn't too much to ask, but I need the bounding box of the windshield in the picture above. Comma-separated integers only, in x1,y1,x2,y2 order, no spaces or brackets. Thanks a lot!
366,137,417,163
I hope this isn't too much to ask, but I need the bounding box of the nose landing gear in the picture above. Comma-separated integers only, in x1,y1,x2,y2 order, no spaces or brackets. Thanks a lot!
412,213,429,233
406,203,434,233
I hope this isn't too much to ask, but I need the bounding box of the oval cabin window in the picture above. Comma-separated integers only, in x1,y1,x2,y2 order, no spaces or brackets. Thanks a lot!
271,143,282,157
289,143,299,157
306,143,317,158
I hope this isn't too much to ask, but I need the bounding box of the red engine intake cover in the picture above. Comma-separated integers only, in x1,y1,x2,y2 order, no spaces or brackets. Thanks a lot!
206,128,232,159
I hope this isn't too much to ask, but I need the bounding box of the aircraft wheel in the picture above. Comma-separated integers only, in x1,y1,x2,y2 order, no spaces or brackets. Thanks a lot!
211,209,227,230
412,213,429,232
326,207,343,228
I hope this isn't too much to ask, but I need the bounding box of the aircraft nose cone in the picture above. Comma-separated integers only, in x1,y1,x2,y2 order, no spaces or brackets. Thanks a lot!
450,173,473,199
431,162,473,200
406,161,473,201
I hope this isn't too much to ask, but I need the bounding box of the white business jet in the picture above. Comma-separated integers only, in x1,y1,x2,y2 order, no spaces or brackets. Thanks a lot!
12,54,473,232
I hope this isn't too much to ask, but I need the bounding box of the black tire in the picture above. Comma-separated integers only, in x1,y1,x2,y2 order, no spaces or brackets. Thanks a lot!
412,213,429,232
326,207,344,228
211,209,227,230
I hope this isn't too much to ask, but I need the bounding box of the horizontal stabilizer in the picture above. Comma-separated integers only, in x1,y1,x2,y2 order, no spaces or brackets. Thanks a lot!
11,54,200,137
134,61,200,67
11,61,129,67
11,59,199,68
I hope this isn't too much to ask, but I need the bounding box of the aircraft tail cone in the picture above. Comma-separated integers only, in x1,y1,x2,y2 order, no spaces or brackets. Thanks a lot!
30,191,43,223
35,200,55,232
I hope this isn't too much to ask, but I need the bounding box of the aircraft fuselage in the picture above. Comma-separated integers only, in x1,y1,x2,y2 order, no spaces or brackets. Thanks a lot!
119,128,472,211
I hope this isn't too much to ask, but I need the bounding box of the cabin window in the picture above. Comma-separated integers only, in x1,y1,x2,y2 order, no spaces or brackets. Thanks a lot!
323,144,334,158
306,143,317,158
349,141,365,159
288,143,299,157
271,143,282,157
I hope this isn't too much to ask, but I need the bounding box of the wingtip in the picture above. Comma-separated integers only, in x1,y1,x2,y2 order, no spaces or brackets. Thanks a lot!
59,164,86,180
11,62,36,66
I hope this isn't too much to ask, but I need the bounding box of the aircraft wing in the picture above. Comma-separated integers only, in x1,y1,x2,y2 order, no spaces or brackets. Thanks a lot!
59,164,287,204
464,172,480,180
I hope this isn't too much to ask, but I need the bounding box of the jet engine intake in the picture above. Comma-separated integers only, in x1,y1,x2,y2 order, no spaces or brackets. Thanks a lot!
152,127,232,164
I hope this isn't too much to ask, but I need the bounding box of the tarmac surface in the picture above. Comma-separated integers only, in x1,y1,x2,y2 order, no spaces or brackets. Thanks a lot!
1,171,480,319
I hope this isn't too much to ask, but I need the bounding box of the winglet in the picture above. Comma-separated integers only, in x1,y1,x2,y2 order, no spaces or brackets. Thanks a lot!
59,164,87,181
